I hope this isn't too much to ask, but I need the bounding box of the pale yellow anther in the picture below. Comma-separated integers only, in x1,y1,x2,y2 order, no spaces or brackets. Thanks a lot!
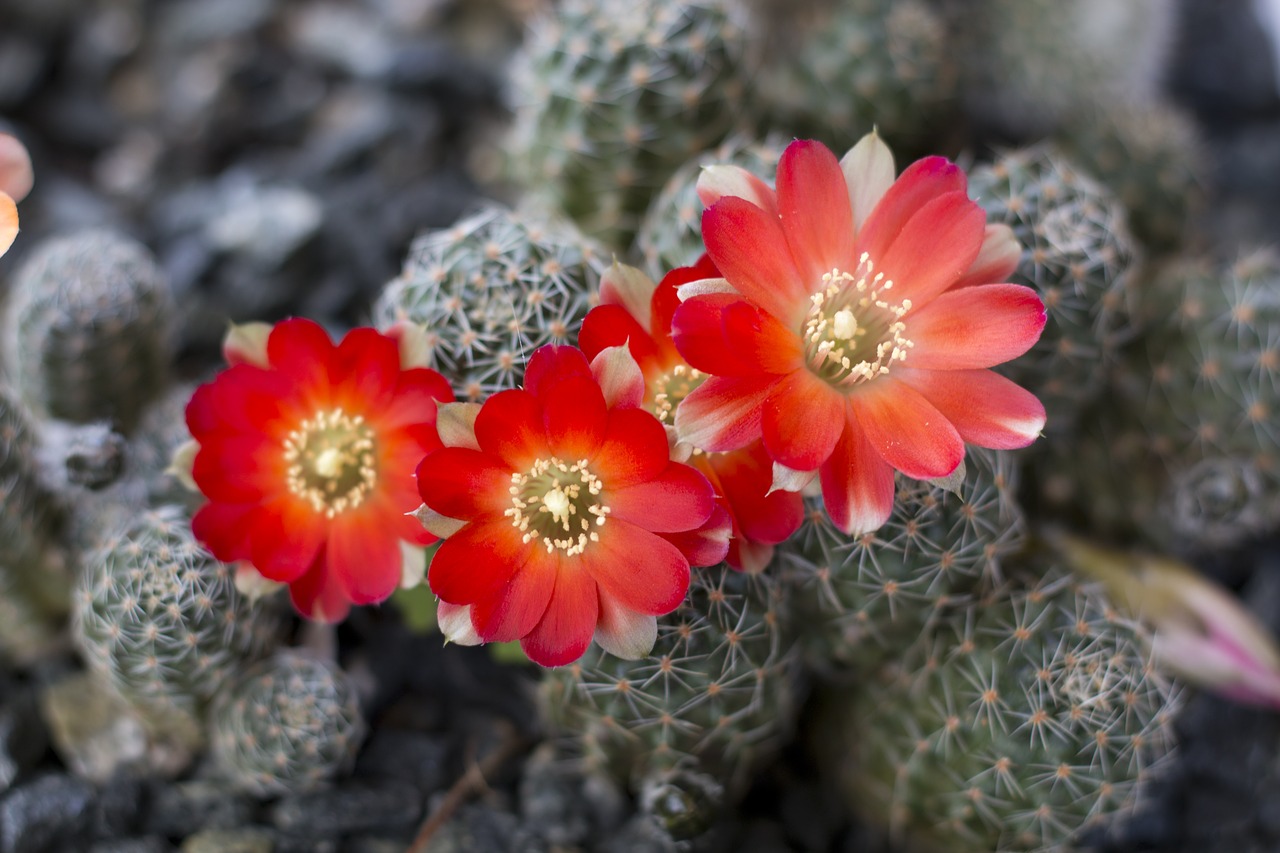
283,408,379,518
801,258,913,389
506,456,610,556
832,309,858,340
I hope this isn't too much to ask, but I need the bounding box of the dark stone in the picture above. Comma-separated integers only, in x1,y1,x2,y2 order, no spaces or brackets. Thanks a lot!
142,780,254,839
89,774,147,840
0,772,95,853
268,782,422,839
417,803,547,853
0,686,48,793
352,730,449,797
1170,0,1280,121
89,838,176,853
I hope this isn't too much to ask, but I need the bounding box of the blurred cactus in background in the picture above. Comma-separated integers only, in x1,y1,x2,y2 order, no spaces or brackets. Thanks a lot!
373,203,604,401
2,230,174,435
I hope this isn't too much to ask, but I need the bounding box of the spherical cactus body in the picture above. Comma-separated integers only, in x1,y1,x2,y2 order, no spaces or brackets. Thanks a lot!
827,565,1181,852
503,0,749,249
209,652,366,796
3,230,174,434
373,204,604,401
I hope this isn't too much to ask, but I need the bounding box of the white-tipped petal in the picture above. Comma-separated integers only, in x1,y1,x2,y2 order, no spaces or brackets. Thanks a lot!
840,130,896,234
222,321,272,367
411,504,467,538
438,602,483,646
599,261,657,330
166,439,200,493
233,562,287,602
770,460,818,494
399,541,427,589
954,223,1023,288
696,164,776,210
675,276,736,301
388,320,433,370
926,457,967,495
594,599,658,660
435,401,482,450
590,343,646,410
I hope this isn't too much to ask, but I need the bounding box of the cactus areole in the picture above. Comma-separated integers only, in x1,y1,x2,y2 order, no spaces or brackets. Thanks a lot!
185,318,455,623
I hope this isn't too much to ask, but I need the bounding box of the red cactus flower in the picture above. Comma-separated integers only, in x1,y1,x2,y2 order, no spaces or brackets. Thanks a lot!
581,258,803,573
186,317,454,622
415,344,729,667
673,134,1047,534
0,133,32,258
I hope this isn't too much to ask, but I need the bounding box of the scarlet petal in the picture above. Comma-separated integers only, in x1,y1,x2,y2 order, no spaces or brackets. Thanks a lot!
266,318,333,394
579,305,664,376
248,498,327,583
428,519,530,606
903,284,1047,370
594,599,658,659
0,193,16,257
707,444,805,545
524,345,593,399
872,191,986,307
592,407,671,488
474,389,544,470
332,327,401,410
191,435,281,502
660,505,732,567
469,550,558,643
609,462,714,533
521,564,599,667
287,553,352,624
378,368,454,431
761,370,846,470
702,196,809,326
776,140,857,287
727,538,774,575
896,367,1046,449
191,502,257,562
186,366,290,438
541,376,607,460
416,447,512,520
674,374,778,453
671,295,801,377
328,513,402,605
852,380,964,480
821,413,896,535
588,520,690,615
653,255,720,340
856,156,967,266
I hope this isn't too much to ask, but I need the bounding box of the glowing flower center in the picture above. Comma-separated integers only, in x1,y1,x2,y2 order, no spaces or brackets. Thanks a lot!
803,254,913,388
650,363,706,423
505,457,611,556
283,408,378,518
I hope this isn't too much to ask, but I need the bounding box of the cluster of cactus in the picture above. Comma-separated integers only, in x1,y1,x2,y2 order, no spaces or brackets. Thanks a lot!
823,563,1180,852
208,652,366,796
373,203,606,401
967,146,1141,436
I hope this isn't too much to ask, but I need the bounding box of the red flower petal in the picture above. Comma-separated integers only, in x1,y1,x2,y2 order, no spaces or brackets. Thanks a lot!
728,538,774,575
520,564,599,667
659,505,732,567
671,295,802,377
266,318,333,395
331,327,401,411
579,304,665,377
652,255,719,340
328,511,403,605
541,375,607,460
609,462,714,533
702,195,809,326
191,501,257,563
428,518,530,605
821,411,896,535
0,193,16,257
705,443,804,545
377,367,454,431
592,407,671,488
953,223,1021,289
776,140,856,288
416,446,512,520
287,553,352,624
191,435,282,502
474,388,544,470
244,497,327,583
903,283,1047,370
871,191,986,308
186,365,290,438
855,156,967,267
524,345,593,399
762,370,846,470
852,380,964,480
468,550,558,643
588,520,690,615
895,367,1046,449
674,373,778,453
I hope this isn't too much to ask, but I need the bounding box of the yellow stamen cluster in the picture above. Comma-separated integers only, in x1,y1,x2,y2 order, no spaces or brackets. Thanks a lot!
283,408,378,518
505,457,610,556
803,254,913,387
651,363,705,423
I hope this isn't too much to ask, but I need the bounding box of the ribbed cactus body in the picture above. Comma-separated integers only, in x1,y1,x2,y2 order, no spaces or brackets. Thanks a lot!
373,204,604,401
747,0,954,154
969,147,1139,436
73,506,280,738
540,565,800,806
503,0,748,249
3,230,174,434
830,566,1180,853
635,133,785,276
781,448,1025,674
209,653,366,796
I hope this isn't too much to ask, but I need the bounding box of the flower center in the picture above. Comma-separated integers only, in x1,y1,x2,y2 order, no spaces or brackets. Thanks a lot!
283,408,378,518
650,363,706,424
505,457,611,556
803,254,913,388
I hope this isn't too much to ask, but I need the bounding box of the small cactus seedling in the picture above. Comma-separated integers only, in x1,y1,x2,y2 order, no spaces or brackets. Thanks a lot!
208,652,366,796
73,505,281,741
503,0,749,249
968,146,1140,437
826,564,1181,853
373,204,605,401
781,447,1025,674
3,230,174,434
541,565,801,813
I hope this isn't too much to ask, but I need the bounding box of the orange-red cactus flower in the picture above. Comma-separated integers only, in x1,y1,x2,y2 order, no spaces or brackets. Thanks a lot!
672,133,1047,534
0,133,32,258
415,344,730,667
581,257,804,573
186,317,455,623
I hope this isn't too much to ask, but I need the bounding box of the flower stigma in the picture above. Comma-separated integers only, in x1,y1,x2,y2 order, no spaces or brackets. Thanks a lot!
506,457,611,555
283,408,378,518
803,253,913,388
